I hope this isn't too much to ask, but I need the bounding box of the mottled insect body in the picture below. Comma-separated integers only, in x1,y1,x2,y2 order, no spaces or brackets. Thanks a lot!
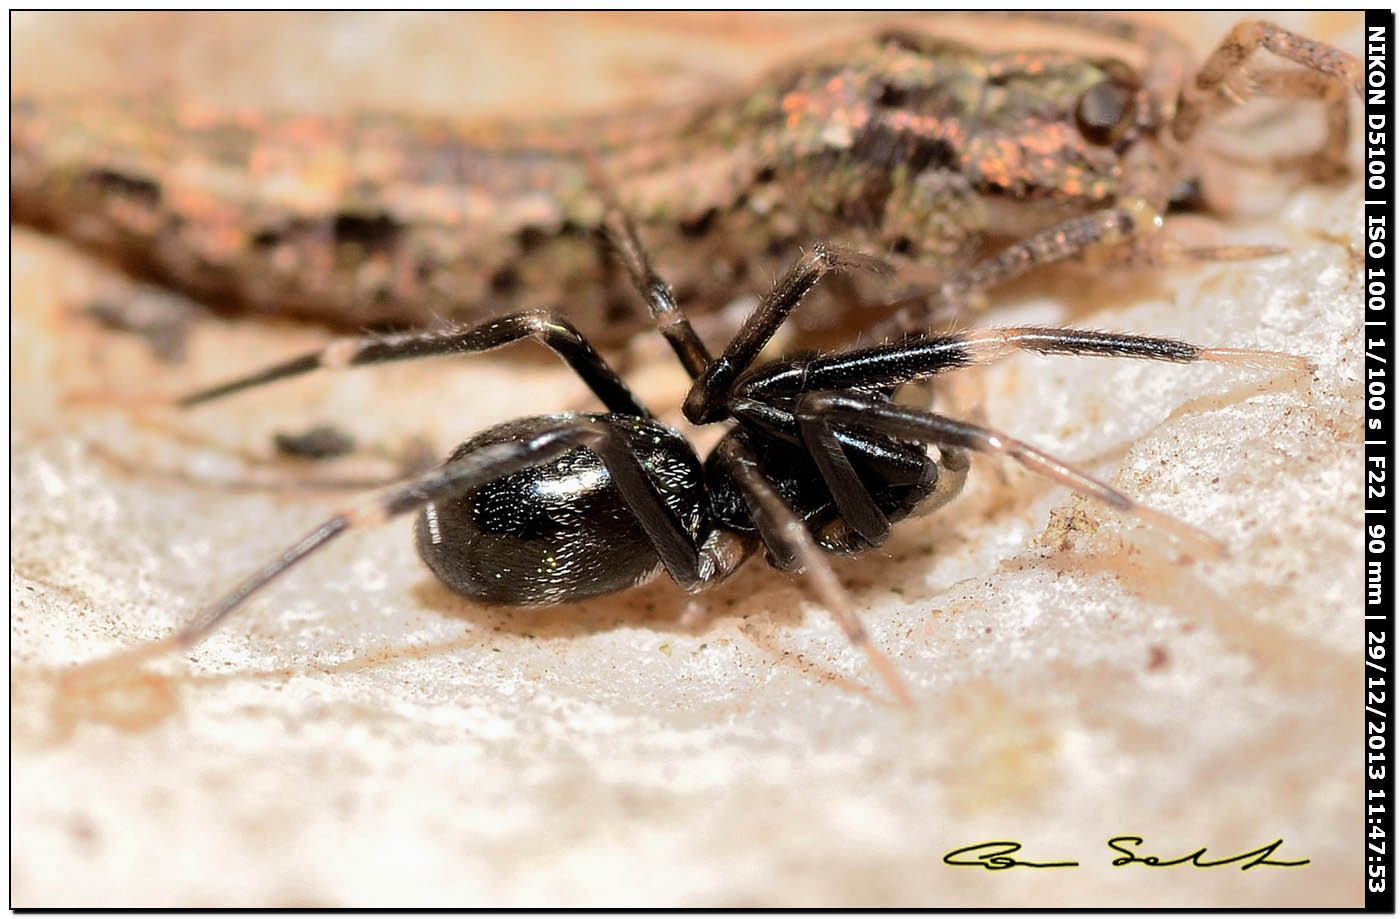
10,16,1360,345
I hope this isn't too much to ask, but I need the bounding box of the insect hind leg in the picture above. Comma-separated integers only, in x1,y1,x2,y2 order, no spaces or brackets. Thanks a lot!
1172,20,1362,151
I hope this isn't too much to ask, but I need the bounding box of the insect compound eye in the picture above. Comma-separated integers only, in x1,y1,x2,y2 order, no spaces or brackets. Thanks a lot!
1074,80,1136,146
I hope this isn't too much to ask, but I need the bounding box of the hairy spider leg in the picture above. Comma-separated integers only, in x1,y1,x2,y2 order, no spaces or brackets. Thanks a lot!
177,309,648,417
741,326,1310,399
599,201,713,379
725,327,1311,555
87,310,645,492
676,244,889,422
599,200,892,422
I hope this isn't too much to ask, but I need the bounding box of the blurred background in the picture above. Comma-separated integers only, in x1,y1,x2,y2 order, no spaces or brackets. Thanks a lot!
11,12,1364,907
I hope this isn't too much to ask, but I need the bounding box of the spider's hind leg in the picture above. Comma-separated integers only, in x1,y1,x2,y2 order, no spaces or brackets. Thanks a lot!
796,390,1228,562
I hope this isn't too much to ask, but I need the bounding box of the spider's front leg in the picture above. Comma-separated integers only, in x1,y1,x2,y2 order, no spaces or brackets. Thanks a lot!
176,309,647,417
752,325,1312,559
599,193,893,417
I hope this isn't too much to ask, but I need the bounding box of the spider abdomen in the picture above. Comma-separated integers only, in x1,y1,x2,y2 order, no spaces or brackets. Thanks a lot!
415,413,712,606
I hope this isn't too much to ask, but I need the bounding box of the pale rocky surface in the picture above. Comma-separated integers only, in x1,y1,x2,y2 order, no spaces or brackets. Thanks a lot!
11,12,1364,907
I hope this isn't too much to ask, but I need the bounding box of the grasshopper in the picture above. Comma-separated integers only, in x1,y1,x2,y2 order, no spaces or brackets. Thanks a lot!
10,14,1361,349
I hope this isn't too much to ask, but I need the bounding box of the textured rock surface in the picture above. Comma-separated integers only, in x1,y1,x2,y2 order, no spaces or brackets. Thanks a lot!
11,12,1363,907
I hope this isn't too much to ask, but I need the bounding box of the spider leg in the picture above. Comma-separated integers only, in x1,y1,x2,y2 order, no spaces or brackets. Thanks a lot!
742,325,1311,401
177,309,647,417
683,244,891,423
63,416,711,684
601,196,892,419
788,402,972,549
726,395,955,552
714,437,913,708
796,390,1227,561
796,407,894,547
599,202,714,379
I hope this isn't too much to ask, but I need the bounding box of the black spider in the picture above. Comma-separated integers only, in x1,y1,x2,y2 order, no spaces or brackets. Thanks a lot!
67,210,1306,704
